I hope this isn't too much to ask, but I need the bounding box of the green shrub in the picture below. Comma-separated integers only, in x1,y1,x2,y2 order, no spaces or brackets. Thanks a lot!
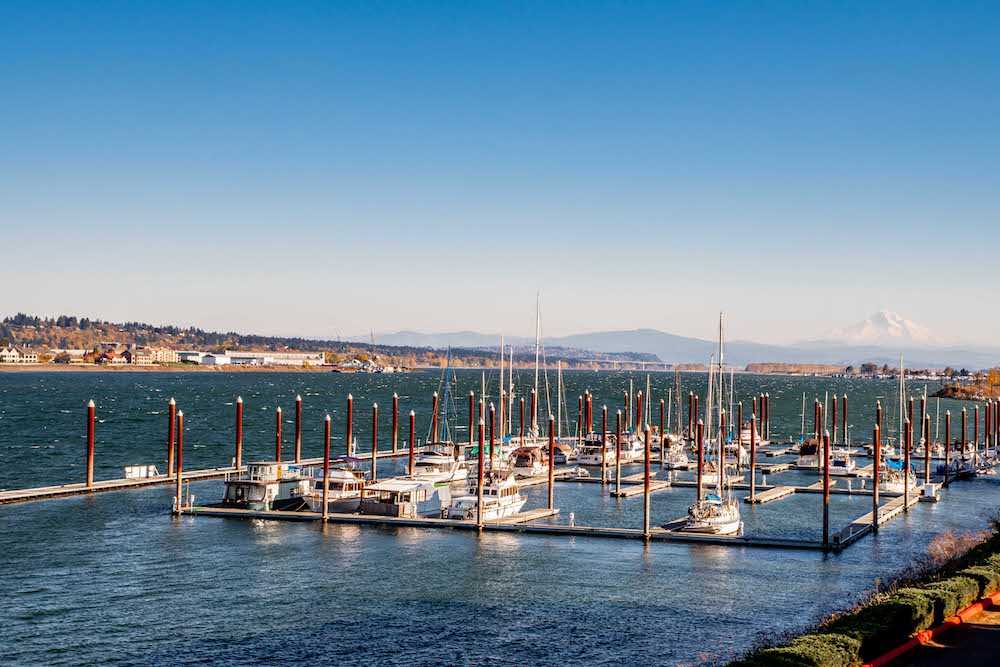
957,566,1000,597
824,593,931,660
925,576,980,616
739,633,861,666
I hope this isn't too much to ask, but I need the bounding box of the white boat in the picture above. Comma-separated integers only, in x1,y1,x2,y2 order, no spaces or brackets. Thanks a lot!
216,461,310,511
879,462,918,494
678,312,742,536
511,445,549,478
413,447,468,484
664,443,689,469
797,439,822,467
617,432,645,463
447,468,526,521
299,465,366,513
360,476,452,518
681,493,743,535
576,442,616,466
829,450,857,476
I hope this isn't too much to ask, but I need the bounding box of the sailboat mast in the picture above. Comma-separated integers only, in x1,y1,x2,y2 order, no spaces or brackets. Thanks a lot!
556,361,563,440
533,292,541,433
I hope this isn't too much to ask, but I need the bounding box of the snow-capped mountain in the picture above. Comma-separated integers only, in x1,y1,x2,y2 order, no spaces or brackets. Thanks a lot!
817,311,943,348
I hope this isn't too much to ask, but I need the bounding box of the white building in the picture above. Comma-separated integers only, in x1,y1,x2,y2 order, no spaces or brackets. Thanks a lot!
224,350,324,367
177,351,206,364
201,354,232,366
0,346,39,364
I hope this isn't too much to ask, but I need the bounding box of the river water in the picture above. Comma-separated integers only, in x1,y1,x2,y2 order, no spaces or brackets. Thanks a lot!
2,370,998,665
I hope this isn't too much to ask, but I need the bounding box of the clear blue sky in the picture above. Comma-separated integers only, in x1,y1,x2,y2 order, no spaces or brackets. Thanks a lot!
2,2,998,345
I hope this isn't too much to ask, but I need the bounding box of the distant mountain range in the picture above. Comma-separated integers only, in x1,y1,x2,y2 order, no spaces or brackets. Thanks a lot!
362,313,1000,369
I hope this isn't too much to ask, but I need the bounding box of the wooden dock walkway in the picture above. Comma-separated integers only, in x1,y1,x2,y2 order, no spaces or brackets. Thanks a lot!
837,493,922,548
610,480,671,498
744,486,795,504
179,505,824,549
0,448,422,506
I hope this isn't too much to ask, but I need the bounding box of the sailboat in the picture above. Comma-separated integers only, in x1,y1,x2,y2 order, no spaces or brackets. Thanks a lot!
679,313,742,536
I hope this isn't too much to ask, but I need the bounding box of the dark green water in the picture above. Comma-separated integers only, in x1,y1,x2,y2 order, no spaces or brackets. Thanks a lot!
2,370,997,665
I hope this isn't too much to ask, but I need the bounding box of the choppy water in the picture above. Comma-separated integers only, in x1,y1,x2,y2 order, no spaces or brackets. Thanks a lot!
2,370,998,665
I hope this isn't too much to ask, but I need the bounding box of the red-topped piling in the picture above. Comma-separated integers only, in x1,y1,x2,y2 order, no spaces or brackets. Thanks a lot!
234,396,243,469
371,403,379,482
275,406,283,462
321,414,331,521
174,410,184,513
642,426,651,541
547,415,556,511
392,393,399,453
408,410,416,475
294,395,302,463
86,399,96,487
167,398,176,477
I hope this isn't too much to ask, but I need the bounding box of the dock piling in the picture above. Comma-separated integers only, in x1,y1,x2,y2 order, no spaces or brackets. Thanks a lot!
696,419,704,501
477,419,485,529
234,397,243,469
519,397,525,446
489,403,496,467
167,398,176,478
944,411,951,486
294,395,302,463
615,410,623,496
468,391,475,446
275,406,283,462
823,430,831,549
408,411,416,475
86,399,95,488
643,426,651,541
547,415,555,511
392,393,398,453
174,410,184,513
749,412,757,501
923,413,932,483
659,399,665,468
346,394,354,457
371,403,378,482
601,405,608,484
904,418,911,511
322,414,331,521
873,424,880,531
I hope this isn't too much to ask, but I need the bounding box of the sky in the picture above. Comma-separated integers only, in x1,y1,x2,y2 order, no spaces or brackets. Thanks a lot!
1,1,998,345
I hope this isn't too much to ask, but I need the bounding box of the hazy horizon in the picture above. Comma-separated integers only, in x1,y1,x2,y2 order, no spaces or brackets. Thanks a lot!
3,4,998,347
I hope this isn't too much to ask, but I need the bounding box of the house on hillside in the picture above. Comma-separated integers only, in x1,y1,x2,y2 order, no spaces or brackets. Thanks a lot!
0,346,39,364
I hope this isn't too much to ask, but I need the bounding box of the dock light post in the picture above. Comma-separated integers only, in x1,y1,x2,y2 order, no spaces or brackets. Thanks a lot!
174,410,184,513
924,413,932,484
392,393,399,454
547,415,556,511
234,397,243,469
468,391,475,446
904,418,912,512
321,414,331,520
489,404,496,468
294,395,302,463
167,398,176,478
643,426,652,541
86,399,96,488
615,410,623,496
430,392,439,444
823,430,831,550
873,424,881,532
749,412,758,502
371,403,379,482
601,405,608,484
275,407,283,462
408,411,416,476
519,398,525,446
477,419,485,529
588,392,594,434
696,420,705,501
944,411,952,486
346,394,354,457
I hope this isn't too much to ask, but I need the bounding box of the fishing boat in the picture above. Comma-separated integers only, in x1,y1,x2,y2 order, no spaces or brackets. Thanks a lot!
216,461,310,511
678,313,742,536
446,468,526,521
299,464,367,513
359,476,452,518
511,445,549,478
